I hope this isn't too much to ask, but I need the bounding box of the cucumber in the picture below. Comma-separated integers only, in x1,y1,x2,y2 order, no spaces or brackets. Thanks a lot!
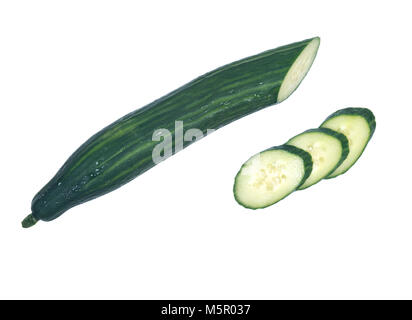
320,108,376,178
233,145,312,209
286,128,349,189
23,37,320,228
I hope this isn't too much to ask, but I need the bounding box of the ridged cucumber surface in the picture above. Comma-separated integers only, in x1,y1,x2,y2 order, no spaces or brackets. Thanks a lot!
286,128,349,189
320,108,376,178
233,145,312,209
23,37,320,227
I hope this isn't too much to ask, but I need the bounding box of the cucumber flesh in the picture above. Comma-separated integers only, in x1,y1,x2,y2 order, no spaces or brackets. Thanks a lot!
320,108,376,178
234,145,312,209
277,37,320,102
286,128,349,189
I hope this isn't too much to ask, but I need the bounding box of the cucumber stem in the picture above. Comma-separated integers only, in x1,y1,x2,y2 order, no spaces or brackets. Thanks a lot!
22,214,38,228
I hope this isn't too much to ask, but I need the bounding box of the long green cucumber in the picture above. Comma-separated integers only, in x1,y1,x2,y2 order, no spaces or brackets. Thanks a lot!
23,37,320,228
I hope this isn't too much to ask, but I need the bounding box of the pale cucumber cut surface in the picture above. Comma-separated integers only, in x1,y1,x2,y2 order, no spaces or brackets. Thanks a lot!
286,128,349,189
234,145,312,209
277,37,320,102
320,108,375,178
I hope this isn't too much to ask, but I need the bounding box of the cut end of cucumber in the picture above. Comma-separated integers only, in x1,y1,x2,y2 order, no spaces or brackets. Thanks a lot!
277,37,320,103
234,147,310,209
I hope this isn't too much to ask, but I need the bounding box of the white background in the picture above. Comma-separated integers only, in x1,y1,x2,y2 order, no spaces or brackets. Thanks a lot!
0,0,411,299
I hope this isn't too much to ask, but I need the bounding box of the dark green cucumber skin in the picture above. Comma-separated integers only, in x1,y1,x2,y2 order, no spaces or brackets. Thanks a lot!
286,127,349,189
320,107,376,179
31,37,318,222
233,145,313,210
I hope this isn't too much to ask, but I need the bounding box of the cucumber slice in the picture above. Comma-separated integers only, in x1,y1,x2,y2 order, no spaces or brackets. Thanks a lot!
234,145,312,209
286,128,349,189
320,108,376,178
